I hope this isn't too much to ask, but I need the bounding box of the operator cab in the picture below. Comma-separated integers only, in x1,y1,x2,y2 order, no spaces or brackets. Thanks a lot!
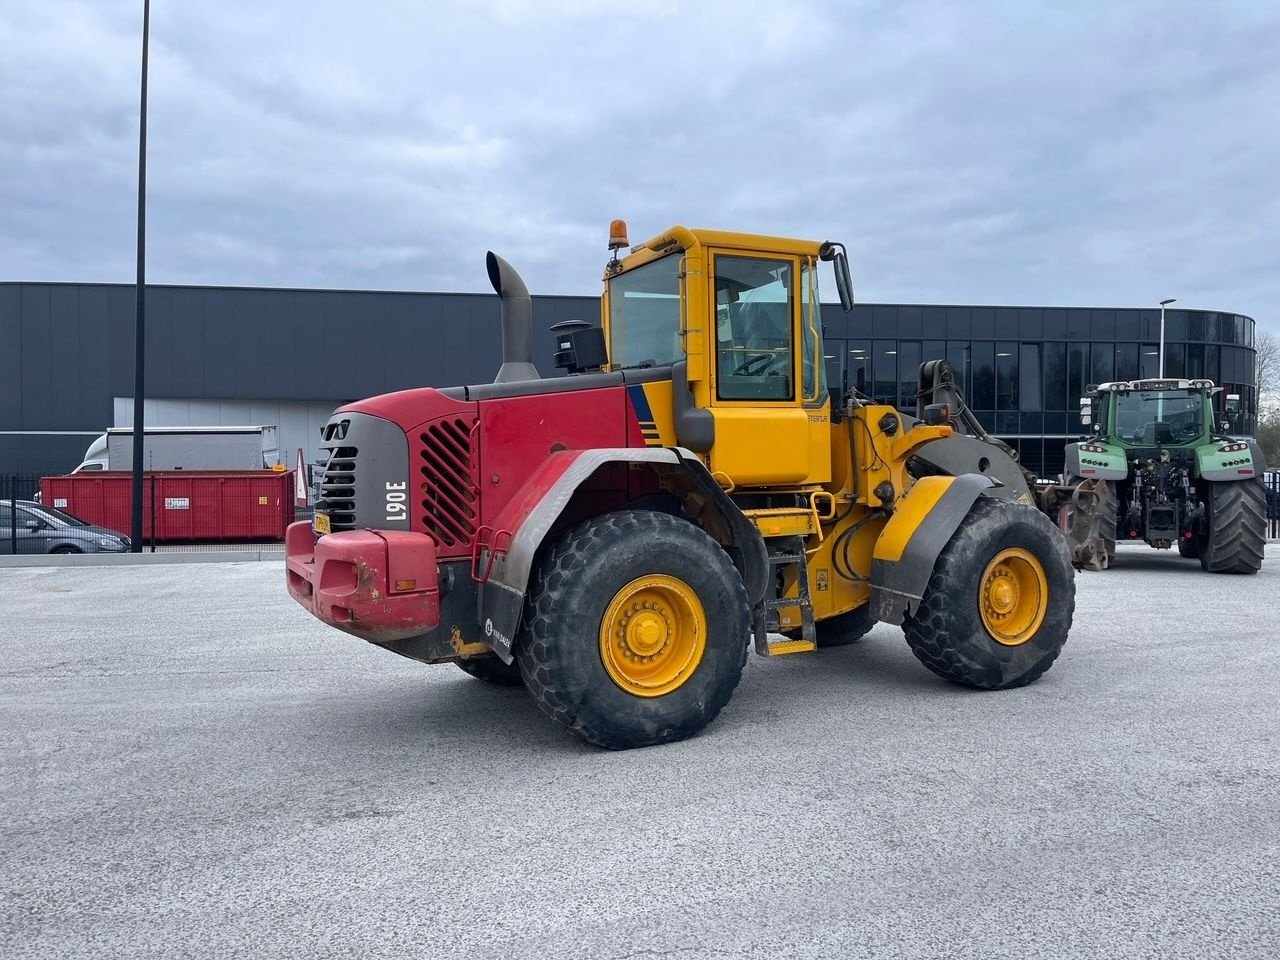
601,221,853,488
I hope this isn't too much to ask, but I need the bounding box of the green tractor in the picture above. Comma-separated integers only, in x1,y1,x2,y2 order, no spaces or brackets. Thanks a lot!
1067,378,1267,573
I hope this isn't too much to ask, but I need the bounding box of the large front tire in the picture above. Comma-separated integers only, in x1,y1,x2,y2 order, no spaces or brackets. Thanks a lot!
1199,480,1266,574
902,497,1075,690
516,510,750,750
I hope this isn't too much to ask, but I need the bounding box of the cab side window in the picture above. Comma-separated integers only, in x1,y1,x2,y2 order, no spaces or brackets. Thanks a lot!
714,256,794,401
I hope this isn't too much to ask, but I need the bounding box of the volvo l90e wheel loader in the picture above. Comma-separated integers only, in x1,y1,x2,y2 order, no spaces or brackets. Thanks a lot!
1063,379,1266,572
286,222,1077,749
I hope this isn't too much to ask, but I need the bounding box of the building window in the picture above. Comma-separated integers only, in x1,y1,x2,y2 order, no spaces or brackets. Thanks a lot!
947,341,971,396
898,341,921,409
1068,343,1087,404
1019,343,1042,411
847,340,871,398
1090,342,1114,386
971,342,995,409
1140,344,1160,379
1115,343,1139,382
873,340,897,405
996,342,1018,410
1044,342,1068,411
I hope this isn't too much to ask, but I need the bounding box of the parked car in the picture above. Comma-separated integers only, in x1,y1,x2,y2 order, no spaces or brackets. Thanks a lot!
0,501,130,555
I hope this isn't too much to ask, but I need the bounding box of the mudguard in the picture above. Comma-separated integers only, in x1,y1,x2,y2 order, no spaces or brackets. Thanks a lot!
474,446,768,663
1063,441,1128,482
1197,438,1266,481
870,473,997,625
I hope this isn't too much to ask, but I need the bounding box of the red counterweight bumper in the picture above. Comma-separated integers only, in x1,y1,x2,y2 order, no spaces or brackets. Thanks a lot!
285,522,441,642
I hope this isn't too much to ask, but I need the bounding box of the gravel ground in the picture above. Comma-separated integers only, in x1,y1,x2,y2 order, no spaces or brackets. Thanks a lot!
3,545,1278,960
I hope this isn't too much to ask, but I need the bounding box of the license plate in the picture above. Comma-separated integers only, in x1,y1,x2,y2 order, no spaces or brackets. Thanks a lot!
313,512,331,536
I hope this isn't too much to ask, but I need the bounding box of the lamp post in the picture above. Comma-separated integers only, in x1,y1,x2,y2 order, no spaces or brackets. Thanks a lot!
131,0,150,552
1158,298,1176,379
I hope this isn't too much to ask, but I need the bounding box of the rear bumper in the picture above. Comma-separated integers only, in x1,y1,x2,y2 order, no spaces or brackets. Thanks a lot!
285,522,441,642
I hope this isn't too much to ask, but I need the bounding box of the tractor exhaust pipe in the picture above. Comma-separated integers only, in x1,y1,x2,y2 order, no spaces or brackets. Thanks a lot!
486,251,540,383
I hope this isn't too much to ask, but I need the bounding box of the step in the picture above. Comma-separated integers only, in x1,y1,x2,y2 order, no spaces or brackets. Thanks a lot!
763,637,817,656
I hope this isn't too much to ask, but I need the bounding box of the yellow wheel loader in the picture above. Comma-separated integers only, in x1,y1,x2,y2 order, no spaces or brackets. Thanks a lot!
287,221,1076,749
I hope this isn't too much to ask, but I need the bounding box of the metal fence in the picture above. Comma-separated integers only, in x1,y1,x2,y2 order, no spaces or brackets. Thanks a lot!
1268,471,1280,541
1,472,159,554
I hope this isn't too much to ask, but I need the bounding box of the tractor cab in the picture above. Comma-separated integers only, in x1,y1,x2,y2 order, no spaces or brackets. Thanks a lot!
598,221,854,488
1086,379,1222,451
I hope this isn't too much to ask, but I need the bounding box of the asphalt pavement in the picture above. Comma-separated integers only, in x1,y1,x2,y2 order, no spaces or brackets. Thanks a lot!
3,545,1278,959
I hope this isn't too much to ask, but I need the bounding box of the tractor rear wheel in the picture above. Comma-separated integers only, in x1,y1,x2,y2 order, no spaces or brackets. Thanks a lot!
1096,479,1118,564
1199,480,1266,574
516,510,749,750
455,657,524,686
902,497,1074,690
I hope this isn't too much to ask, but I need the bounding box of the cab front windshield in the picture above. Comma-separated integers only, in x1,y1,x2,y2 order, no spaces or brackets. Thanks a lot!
1112,391,1204,445
607,255,681,369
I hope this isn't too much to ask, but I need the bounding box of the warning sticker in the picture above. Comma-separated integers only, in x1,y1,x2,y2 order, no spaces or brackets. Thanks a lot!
258,496,269,506
165,498,190,510
815,568,829,592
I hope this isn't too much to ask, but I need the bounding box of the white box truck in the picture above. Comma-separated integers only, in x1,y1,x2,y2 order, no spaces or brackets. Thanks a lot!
72,426,281,473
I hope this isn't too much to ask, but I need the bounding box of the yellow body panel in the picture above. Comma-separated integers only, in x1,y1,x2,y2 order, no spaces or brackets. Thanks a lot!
872,475,957,564
709,407,813,486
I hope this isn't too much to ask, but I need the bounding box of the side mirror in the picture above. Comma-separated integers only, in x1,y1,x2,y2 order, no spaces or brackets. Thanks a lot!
1225,393,1240,414
1079,398,1092,426
819,241,855,313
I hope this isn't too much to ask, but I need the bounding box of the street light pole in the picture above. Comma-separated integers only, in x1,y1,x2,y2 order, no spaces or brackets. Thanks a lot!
131,0,150,552
1158,298,1176,379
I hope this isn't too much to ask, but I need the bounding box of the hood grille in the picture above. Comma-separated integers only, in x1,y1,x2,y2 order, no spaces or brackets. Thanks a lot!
419,416,478,549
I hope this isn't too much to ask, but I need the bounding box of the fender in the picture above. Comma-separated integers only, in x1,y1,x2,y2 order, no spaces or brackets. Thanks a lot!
870,473,996,625
474,447,768,662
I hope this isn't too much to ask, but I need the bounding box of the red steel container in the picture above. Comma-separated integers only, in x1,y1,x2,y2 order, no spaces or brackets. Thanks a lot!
40,470,297,542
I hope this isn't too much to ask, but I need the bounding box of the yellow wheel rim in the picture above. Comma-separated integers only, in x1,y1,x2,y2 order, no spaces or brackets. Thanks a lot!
978,547,1048,646
599,574,707,698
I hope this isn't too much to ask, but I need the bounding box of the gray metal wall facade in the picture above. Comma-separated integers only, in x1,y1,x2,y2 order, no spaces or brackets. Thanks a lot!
1,281,1258,478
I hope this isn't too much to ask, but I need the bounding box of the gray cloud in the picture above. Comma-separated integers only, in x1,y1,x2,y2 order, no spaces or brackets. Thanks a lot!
2,0,1277,329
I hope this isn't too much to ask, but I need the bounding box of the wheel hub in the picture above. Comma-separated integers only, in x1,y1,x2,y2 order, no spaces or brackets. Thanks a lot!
599,575,707,697
978,547,1049,647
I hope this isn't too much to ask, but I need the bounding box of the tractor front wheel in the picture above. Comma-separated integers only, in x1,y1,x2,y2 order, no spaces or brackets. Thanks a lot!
1199,480,1266,574
902,497,1075,690
516,510,750,750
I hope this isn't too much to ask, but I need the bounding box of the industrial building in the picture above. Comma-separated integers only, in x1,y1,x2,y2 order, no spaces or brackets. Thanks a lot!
1,281,1259,480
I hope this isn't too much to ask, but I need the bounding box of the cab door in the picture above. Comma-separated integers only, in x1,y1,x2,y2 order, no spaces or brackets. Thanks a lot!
705,251,815,486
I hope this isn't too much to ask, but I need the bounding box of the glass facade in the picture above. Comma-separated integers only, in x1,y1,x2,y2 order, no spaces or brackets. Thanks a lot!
819,305,1258,480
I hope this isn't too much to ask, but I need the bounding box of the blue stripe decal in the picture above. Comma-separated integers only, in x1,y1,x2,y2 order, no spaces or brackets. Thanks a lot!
627,384,655,425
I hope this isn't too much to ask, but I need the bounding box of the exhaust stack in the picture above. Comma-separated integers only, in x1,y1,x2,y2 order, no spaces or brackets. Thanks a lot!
486,251,540,384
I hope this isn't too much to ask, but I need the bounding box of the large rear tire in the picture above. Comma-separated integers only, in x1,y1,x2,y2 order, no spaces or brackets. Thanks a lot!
1096,479,1118,563
455,657,524,686
1199,480,1266,574
813,604,874,648
516,510,749,750
902,497,1075,690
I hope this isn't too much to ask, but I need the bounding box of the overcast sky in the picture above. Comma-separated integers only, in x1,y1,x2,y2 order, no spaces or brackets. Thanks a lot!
2,1,1277,328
